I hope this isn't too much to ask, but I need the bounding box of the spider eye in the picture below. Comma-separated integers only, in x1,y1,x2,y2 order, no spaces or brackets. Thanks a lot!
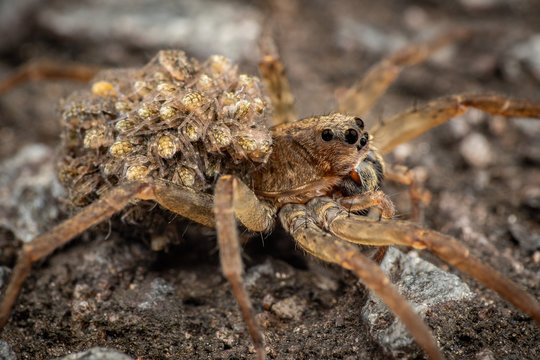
360,137,367,146
344,129,359,144
354,117,364,130
321,129,334,141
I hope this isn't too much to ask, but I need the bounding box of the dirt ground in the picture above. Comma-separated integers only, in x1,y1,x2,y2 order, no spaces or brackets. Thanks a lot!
0,0,539,359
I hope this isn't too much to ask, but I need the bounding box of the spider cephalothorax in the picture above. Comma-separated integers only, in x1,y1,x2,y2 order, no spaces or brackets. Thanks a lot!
1,30,540,360
253,113,379,206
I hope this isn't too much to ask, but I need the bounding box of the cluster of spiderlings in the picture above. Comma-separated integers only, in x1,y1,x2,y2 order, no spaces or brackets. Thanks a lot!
58,50,273,205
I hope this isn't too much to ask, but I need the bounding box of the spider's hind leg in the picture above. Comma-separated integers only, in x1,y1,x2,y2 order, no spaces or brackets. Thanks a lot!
258,31,297,126
279,202,444,360
0,60,99,95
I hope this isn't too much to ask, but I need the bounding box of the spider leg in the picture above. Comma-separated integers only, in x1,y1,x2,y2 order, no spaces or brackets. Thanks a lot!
372,93,540,154
258,31,297,126
142,181,216,228
279,203,444,360
337,29,470,117
0,60,99,95
0,181,150,330
338,190,395,219
214,175,276,360
308,197,540,324
384,163,432,223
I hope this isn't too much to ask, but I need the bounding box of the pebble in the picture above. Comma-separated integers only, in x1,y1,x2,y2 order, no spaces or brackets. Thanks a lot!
0,341,17,360
56,347,133,360
506,34,540,83
271,296,305,320
459,132,493,168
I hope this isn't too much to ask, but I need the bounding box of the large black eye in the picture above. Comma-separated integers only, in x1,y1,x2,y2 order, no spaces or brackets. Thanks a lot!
344,129,359,144
354,117,364,130
321,129,334,141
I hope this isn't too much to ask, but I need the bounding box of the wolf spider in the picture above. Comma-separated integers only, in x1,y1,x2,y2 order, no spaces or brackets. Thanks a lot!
1,29,539,360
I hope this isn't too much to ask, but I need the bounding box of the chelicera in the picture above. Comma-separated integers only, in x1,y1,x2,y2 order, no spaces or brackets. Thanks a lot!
0,29,539,360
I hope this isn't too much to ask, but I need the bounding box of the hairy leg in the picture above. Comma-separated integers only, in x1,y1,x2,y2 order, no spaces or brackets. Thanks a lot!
258,32,297,126
307,197,540,323
279,203,443,360
0,60,99,95
214,175,276,360
141,181,216,228
338,190,395,219
372,93,540,154
0,181,150,329
384,163,432,223
337,29,470,117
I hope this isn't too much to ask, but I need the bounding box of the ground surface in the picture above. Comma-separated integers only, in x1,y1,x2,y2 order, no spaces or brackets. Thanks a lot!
0,0,539,359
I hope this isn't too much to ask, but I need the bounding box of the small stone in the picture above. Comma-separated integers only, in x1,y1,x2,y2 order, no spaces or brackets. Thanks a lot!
533,251,540,264
459,132,492,168
271,296,305,320
56,347,133,360
0,341,17,360
262,293,275,310
505,34,540,83
215,327,237,347
476,348,496,360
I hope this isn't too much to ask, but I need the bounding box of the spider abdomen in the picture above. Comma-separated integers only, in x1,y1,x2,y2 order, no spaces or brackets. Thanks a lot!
57,51,274,206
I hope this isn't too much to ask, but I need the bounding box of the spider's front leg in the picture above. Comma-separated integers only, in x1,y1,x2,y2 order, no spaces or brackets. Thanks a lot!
279,203,444,360
214,175,276,360
308,197,540,324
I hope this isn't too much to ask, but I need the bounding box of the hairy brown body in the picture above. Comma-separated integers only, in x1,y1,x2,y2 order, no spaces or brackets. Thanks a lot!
254,114,374,205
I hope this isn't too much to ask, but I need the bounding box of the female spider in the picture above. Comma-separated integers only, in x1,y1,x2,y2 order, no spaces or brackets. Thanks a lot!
0,30,539,360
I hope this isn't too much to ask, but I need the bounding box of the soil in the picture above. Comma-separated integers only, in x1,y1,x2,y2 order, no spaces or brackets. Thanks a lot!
0,0,539,359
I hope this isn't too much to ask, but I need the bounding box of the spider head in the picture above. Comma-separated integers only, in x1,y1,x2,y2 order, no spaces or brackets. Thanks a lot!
275,113,370,177
311,114,370,176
